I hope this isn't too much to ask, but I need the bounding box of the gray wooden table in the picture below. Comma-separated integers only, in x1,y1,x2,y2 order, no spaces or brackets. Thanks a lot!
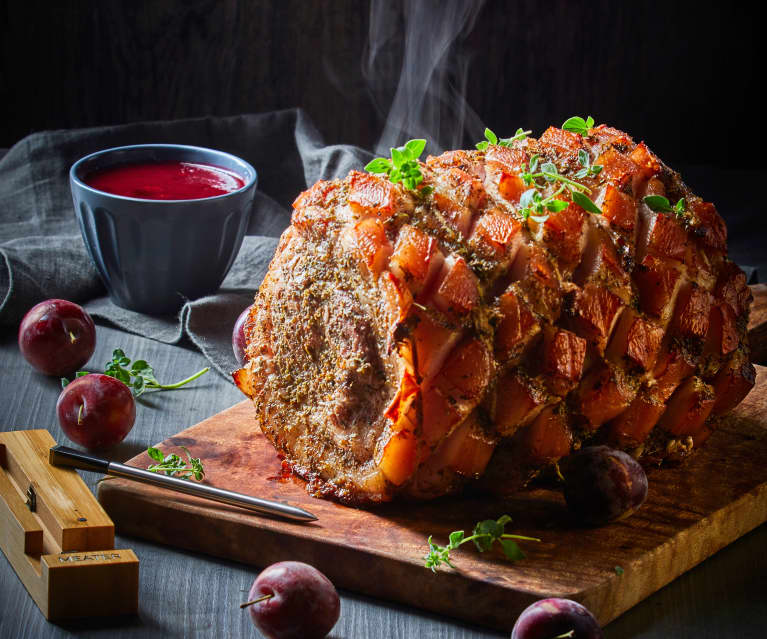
1,324,765,638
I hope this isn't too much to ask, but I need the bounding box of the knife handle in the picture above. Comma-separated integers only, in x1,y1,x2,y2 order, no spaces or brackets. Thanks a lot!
49,445,110,473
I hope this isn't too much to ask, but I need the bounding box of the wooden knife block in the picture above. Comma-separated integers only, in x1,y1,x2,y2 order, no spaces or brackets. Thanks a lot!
0,429,138,620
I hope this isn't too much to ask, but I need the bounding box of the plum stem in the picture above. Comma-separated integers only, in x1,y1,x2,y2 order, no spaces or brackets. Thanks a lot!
240,593,274,609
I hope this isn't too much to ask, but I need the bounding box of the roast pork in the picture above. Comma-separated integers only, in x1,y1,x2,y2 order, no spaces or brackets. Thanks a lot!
234,123,755,504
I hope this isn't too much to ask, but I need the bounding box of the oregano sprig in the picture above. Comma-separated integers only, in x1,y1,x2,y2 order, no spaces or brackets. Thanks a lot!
520,154,541,186
539,161,592,193
63,348,209,397
518,155,591,194
476,127,531,151
146,445,205,481
562,115,595,137
424,515,540,573
515,154,602,222
365,139,429,191
519,186,569,222
104,349,209,397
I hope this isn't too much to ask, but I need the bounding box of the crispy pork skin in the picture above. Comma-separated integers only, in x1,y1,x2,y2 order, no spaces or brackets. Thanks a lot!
235,124,754,504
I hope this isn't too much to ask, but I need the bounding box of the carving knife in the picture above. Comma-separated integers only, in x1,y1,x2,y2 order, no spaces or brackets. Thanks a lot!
49,445,318,523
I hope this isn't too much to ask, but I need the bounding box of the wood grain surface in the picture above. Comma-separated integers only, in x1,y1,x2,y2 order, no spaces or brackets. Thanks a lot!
0,430,138,620
99,363,767,631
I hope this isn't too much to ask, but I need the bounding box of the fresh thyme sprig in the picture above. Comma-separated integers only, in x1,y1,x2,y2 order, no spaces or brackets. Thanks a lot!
476,127,531,151
147,445,205,481
63,348,209,397
424,515,540,573
365,139,429,191
562,115,595,137
643,195,686,218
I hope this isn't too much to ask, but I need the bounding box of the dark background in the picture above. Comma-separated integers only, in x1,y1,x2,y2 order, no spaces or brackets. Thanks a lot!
0,0,763,166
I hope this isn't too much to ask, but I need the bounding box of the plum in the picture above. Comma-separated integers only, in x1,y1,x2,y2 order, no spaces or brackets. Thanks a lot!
232,306,250,367
244,561,340,639
511,598,602,639
18,299,96,376
563,445,648,526
57,374,136,449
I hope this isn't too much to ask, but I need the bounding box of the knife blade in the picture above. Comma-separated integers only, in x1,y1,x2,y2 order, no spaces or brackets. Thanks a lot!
49,445,318,523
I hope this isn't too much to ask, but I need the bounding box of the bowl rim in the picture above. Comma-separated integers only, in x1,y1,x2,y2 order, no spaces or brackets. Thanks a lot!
69,143,258,204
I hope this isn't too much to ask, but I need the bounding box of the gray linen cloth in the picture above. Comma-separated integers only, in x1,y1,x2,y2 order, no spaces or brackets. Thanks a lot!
0,109,372,377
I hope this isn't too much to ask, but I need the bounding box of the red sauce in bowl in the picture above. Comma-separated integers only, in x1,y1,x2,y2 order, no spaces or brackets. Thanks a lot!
84,162,246,200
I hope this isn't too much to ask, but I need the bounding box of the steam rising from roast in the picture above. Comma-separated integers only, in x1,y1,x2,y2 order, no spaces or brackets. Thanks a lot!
363,0,487,154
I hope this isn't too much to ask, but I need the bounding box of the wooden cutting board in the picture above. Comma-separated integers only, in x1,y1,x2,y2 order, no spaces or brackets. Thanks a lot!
98,363,767,631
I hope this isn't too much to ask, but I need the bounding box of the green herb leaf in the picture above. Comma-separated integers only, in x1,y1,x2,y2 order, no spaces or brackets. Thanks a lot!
562,115,594,137
449,530,465,547
472,519,500,552
365,158,392,174
614,565,625,575
418,185,434,199
404,138,426,159
643,195,673,213
500,538,526,561
572,191,602,215
146,445,205,481
519,188,537,210
477,128,497,150
390,147,406,168
546,199,570,213
540,161,559,182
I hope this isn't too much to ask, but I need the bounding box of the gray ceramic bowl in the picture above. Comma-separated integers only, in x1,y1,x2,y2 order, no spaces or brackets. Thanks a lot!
70,144,257,314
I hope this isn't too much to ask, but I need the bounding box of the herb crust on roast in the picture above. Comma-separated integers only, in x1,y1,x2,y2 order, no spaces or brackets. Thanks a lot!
234,123,755,504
